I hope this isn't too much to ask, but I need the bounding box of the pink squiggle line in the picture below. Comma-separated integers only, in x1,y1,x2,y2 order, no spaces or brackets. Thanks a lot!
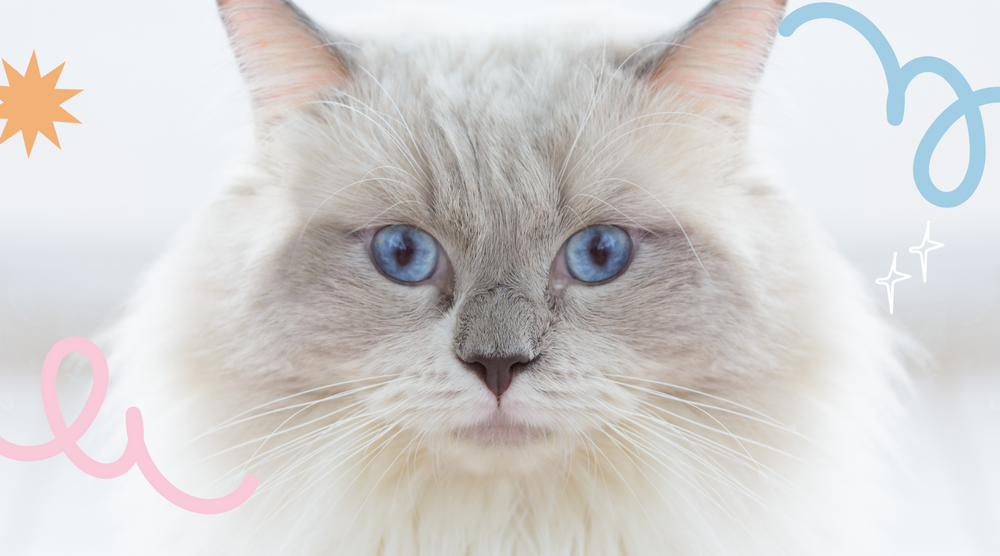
0,337,258,515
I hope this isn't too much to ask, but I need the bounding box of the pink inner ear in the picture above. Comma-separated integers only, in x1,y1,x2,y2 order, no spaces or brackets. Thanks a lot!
652,0,785,103
220,0,349,110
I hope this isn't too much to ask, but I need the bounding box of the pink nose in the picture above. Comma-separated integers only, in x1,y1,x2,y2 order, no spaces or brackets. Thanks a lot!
462,353,532,397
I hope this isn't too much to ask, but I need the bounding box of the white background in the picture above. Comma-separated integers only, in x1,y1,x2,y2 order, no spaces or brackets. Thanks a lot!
0,0,998,554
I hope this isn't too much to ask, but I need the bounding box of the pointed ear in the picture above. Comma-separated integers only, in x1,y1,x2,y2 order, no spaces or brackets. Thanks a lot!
218,0,350,123
646,0,785,108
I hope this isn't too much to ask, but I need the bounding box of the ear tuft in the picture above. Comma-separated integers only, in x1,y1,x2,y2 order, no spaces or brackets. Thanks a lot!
218,0,351,122
649,0,786,106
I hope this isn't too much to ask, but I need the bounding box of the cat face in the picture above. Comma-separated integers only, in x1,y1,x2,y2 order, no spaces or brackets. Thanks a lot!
173,0,814,471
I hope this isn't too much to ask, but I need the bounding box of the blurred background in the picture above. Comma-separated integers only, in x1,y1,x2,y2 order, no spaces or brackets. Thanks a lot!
0,0,997,553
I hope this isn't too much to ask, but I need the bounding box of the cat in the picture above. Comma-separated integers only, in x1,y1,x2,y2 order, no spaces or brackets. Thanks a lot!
103,0,911,554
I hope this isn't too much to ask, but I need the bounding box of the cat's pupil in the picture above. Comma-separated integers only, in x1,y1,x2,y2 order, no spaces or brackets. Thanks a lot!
394,234,416,267
589,235,609,268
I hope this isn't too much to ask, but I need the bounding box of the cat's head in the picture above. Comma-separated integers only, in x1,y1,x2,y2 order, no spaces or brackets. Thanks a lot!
144,0,858,473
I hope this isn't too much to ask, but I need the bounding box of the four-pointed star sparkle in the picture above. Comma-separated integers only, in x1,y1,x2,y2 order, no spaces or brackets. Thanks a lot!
875,252,910,315
908,221,944,283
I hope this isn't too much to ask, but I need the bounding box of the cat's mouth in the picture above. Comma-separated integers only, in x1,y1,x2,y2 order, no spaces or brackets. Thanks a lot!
453,409,550,446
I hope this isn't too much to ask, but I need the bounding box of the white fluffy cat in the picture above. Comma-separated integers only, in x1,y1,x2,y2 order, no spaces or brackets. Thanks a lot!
103,0,911,554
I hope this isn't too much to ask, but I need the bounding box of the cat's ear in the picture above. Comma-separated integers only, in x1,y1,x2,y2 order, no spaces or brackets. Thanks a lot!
218,0,350,123
641,0,785,112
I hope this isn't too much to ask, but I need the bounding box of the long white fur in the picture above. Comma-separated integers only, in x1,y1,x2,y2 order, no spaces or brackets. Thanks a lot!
104,1,912,554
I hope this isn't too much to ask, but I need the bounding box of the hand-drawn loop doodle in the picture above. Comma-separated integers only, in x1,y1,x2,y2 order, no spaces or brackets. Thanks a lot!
780,2,1000,208
0,337,257,514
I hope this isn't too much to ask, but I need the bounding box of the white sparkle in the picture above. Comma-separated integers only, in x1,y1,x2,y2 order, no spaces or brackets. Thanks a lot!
908,220,944,283
875,252,910,315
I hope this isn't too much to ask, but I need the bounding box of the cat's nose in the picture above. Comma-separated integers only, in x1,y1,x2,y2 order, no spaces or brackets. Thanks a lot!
462,353,532,398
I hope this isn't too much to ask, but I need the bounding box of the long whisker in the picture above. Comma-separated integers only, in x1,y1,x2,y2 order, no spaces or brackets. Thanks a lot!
604,375,821,446
207,404,381,492
200,397,371,477
606,400,771,478
600,403,785,510
258,412,408,529
260,400,411,493
594,406,751,503
577,177,712,281
348,200,429,234
630,386,771,495
626,401,800,492
188,378,408,466
199,376,395,434
287,170,422,272
264,423,403,549
199,378,404,443
236,395,382,478
331,418,428,553
283,415,417,548
563,192,658,235
556,41,686,186
565,114,740,186
588,412,756,539
326,85,430,188
309,97,426,189
623,388,811,466
586,417,672,551
351,64,432,186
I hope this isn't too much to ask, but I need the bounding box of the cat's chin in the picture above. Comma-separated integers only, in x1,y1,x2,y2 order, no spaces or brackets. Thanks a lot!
453,410,551,447
440,413,570,475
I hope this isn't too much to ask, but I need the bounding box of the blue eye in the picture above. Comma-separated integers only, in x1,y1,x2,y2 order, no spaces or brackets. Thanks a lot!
564,225,633,283
370,225,440,283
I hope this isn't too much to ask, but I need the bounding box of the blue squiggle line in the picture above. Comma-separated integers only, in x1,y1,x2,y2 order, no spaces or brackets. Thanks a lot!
779,2,1000,208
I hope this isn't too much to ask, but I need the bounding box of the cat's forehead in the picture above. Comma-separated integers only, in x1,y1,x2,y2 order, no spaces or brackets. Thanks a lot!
284,35,723,269
348,40,655,223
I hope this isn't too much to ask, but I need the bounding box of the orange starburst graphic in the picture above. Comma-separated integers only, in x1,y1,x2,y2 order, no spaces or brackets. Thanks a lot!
0,51,82,157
